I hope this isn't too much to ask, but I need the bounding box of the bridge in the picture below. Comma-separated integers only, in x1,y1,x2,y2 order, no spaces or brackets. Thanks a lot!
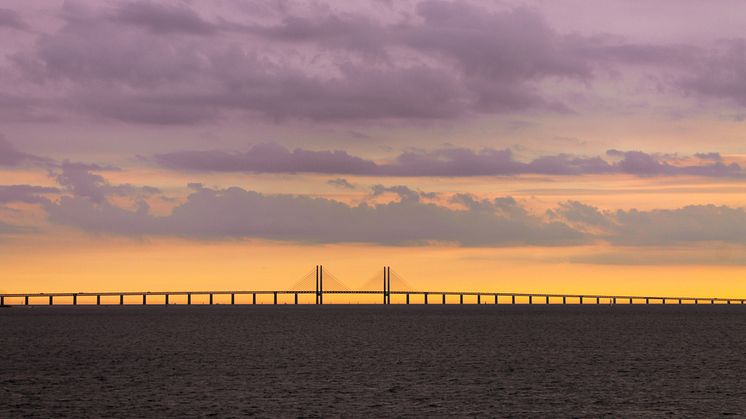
1,265,743,306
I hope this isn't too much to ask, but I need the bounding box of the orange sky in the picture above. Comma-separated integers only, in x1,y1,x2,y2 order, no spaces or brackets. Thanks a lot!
3,1,746,302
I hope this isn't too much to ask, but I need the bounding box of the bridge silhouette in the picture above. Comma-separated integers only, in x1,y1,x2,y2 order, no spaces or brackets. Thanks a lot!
1,265,744,306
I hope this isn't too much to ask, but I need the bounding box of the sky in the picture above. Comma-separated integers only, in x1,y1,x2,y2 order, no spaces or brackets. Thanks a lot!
2,0,746,299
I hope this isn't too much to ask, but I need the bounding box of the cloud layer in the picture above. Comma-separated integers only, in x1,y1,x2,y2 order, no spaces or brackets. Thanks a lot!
0,163,735,247
155,144,744,178
3,0,742,126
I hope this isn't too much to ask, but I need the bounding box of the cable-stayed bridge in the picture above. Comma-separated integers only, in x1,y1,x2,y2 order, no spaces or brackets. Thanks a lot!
1,265,743,306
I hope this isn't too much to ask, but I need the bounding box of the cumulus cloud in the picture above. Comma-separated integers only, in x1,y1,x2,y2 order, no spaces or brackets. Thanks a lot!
42,180,746,247
553,201,746,246
35,164,746,247
54,161,159,204
44,174,583,246
154,144,745,178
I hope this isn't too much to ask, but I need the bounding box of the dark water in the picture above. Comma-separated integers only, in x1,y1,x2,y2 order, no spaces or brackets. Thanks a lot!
2,306,746,417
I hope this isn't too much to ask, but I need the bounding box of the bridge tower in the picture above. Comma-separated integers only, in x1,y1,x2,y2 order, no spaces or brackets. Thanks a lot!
315,265,324,304
383,266,391,304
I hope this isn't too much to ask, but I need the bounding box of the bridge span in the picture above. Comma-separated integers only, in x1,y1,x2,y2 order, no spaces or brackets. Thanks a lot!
1,265,743,306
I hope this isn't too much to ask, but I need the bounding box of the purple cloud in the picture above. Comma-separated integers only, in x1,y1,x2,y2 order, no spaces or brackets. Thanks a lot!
8,0,705,125
55,161,159,204
109,1,218,35
154,144,744,178
155,143,377,174
44,177,583,246
0,184,58,204
0,137,45,166
554,200,746,246
42,174,746,247
679,40,746,107
0,8,27,30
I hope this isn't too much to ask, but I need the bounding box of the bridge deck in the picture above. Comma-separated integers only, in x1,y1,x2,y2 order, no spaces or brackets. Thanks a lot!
0,290,743,305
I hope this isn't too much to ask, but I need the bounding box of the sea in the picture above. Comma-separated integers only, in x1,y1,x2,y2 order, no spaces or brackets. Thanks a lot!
1,305,745,417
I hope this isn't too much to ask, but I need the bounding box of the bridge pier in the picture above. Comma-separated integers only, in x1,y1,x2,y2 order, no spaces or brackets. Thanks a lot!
529,295,532,305
73,294,77,305
165,294,169,306
143,294,147,305
595,296,600,304
442,294,446,304
662,298,666,305
629,297,633,304
209,294,213,305
120,294,124,305
477,294,481,304
424,292,428,305
253,293,256,304
512,295,515,304
231,293,235,305
562,296,566,304
294,293,298,305
460,294,464,304
274,292,278,305
645,298,649,304
406,293,409,304
579,296,583,304
1,296,4,306
97,295,101,305
545,295,549,305
25,295,28,305
711,299,715,304
494,294,498,304
187,293,191,305
319,265,324,304
613,297,616,305
49,295,53,305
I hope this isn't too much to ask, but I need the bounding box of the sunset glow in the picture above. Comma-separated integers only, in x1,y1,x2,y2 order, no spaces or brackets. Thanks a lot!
2,1,746,299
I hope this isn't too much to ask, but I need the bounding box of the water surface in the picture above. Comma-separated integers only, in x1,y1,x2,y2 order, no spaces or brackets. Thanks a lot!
2,306,745,416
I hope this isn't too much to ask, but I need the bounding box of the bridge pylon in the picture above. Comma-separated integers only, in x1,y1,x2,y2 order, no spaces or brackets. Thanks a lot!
382,266,392,304
315,265,324,304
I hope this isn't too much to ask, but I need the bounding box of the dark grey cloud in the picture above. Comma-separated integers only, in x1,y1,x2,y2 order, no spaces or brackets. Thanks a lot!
109,1,218,35
154,144,745,178
694,152,722,161
55,161,159,204
327,178,355,189
680,40,746,107
0,185,58,204
0,8,27,30
608,150,742,177
156,143,377,174
611,205,746,246
406,2,588,80
552,200,746,246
